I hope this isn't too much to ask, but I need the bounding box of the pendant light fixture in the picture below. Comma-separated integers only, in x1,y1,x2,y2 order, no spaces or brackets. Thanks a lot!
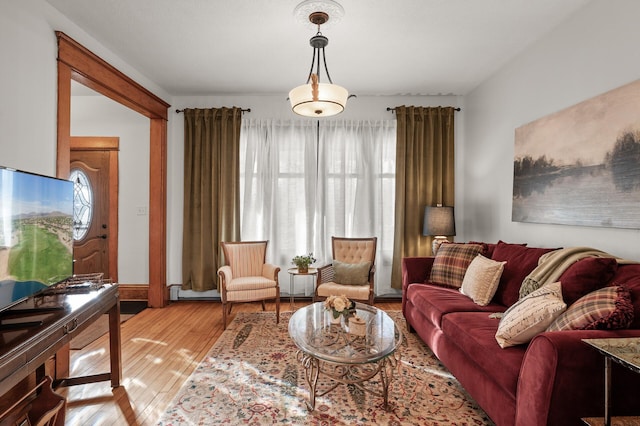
289,1,348,117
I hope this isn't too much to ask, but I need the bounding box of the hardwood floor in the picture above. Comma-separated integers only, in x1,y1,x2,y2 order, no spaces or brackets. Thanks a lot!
60,299,402,425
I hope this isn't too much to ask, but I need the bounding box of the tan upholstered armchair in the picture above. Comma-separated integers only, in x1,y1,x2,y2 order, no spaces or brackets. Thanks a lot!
314,237,377,305
218,241,280,329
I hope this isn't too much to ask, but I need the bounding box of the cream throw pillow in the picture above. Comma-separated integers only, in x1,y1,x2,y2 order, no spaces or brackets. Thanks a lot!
495,281,566,348
460,254,506,306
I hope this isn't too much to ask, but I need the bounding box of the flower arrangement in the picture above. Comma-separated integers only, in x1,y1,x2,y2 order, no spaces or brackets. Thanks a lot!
291,252,316,272
324,295,356,319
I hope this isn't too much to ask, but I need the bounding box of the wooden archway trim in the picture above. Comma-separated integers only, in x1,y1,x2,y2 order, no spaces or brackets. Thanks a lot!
56,32,168,120
56,31,170,308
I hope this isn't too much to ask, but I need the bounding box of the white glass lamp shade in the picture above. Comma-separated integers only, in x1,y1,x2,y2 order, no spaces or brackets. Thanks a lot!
289,82,348,117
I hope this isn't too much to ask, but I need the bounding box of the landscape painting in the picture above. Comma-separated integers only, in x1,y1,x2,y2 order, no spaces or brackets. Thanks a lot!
513,79,640,229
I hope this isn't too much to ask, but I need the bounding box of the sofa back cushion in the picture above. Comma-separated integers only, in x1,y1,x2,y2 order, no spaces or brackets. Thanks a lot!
469,241,495,258
429,243,485,288
558,257,618,306
490,242,558,307
608,263,640,328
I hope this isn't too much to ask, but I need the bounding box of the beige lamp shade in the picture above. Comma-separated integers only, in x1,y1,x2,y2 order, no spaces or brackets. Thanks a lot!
289,82,348,117
423,206,456,255
423,206,456,237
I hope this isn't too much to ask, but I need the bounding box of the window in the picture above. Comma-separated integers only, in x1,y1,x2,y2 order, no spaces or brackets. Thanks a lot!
240,119,398,297
70,168,92,241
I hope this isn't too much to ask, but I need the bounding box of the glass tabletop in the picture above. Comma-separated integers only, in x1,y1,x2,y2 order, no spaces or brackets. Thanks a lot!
287,267,318,275
583,337,640,374
288,302,402,364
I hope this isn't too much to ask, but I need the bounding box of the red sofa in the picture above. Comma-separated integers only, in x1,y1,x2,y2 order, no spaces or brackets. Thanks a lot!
402,241,640,426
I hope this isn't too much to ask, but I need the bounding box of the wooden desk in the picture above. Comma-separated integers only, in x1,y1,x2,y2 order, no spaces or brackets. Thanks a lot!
0,284,121,396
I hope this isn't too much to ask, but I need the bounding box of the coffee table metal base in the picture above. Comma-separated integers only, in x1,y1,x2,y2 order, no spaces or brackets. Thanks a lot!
296,349,400,411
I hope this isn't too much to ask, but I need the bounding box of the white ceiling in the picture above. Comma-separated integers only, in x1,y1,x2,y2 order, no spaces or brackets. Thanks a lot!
47,0,591,97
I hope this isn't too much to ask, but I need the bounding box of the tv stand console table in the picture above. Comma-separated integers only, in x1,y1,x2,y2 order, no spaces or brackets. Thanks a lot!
0,284,121,396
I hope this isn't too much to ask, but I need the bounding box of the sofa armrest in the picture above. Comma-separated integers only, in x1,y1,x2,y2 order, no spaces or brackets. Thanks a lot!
401,257,435,313
517,329,640,426
402,257,435,287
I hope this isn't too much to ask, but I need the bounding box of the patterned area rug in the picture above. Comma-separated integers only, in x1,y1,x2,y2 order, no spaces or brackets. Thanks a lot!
157,311,494,425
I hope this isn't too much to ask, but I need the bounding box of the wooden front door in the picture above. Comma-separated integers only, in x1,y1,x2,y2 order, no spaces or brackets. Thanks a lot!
70,137,119,281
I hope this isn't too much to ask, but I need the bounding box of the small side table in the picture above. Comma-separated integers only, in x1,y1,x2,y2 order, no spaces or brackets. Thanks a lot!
582,338,640,426
287,267,317,311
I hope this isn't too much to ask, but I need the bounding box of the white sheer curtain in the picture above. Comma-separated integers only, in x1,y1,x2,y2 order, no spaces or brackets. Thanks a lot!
240,118,398,297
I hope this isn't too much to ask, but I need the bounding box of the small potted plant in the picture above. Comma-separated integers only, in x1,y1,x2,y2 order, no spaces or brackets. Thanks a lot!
291,252,316,273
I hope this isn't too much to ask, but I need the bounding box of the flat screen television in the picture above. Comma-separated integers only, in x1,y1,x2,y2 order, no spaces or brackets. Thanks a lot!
0,166,74,313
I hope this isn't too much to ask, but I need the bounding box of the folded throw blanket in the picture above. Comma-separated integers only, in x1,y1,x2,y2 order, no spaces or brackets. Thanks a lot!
519,246,619,299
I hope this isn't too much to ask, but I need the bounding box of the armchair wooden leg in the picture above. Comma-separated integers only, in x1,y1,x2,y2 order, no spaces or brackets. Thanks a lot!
261,300,266,311
222,302,228,330
275,297,280,324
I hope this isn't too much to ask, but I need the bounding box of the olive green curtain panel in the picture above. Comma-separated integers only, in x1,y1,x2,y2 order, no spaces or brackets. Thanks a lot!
390,106,455,289
182,108,242,292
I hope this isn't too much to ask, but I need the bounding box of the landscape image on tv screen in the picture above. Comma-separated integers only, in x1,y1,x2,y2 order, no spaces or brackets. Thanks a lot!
0,167,74,311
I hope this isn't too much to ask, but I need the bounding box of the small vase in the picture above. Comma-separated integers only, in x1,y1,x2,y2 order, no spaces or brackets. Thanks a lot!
349,316,366,336
330,312,342,324
298,265,309,273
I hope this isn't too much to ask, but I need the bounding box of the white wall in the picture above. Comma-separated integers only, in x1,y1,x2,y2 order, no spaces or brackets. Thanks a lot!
463,0,640,260
0,1,59,174
0,1,168,175
0,0,169,285
71,93,150,284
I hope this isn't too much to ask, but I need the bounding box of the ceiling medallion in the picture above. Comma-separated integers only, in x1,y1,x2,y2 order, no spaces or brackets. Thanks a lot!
293,0,345,29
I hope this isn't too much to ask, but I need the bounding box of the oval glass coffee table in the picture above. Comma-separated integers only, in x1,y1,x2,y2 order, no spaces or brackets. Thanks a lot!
288,302,402,411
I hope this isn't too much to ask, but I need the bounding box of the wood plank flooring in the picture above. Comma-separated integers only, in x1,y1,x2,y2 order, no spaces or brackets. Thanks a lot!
60,300,402,425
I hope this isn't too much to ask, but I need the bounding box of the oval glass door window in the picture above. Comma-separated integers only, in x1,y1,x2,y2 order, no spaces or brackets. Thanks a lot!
70,169,93,241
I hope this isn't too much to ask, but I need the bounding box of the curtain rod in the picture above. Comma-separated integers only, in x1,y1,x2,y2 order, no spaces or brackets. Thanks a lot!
175,108,251,113
386,106,461,113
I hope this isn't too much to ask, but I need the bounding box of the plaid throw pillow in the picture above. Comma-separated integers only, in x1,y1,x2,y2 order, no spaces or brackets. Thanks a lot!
429,243,485,288
547,285,634,331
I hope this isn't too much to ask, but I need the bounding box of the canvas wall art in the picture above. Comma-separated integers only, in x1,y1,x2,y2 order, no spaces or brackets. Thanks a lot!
513,79,640,229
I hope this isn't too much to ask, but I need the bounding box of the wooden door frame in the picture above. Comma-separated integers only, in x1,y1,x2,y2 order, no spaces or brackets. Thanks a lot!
56,31,170,307
70,136,119,282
